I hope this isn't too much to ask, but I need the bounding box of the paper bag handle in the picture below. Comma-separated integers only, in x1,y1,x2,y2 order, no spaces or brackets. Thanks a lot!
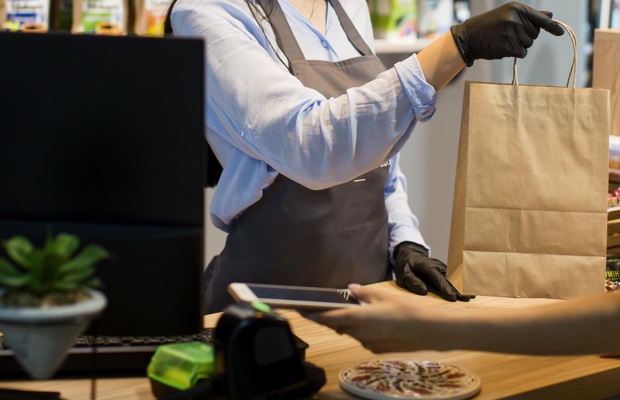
512,20,577,88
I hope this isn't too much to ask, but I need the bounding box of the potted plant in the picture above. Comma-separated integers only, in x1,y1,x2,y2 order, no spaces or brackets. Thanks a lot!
0,232,108,379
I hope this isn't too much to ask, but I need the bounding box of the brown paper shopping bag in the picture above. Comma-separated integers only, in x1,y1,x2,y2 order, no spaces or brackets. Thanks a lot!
446,22,610,299
593,29,620,136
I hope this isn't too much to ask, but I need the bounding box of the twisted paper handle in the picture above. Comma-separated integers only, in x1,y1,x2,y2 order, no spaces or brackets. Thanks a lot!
512,19,577,88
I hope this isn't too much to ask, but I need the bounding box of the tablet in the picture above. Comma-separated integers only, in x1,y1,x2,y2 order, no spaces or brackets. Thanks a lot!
228,283,361,311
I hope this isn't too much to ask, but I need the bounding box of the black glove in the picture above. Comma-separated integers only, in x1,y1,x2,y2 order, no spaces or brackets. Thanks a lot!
394,242,473,302
450,1,564,66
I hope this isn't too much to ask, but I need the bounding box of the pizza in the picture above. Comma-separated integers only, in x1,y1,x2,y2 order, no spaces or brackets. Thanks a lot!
339,359,481,400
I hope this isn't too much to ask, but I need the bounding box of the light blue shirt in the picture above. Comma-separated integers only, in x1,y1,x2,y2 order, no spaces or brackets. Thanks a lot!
171,0,438,257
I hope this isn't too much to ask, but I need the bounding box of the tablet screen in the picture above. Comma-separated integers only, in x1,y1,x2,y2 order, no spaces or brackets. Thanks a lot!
248,285,359,305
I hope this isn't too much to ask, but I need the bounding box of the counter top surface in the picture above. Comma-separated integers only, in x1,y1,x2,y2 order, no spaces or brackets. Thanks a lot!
2,281,620,399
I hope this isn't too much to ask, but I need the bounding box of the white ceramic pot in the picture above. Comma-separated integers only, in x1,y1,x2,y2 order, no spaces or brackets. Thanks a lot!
0,289,107,380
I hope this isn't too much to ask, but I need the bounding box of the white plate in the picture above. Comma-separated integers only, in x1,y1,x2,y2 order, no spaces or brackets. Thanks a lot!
339,359,481,400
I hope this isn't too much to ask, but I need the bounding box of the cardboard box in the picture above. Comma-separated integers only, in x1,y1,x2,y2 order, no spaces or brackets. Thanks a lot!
593,29,620,136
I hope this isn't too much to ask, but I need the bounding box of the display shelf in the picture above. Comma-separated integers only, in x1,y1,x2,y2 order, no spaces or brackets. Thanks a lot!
373,37,435,54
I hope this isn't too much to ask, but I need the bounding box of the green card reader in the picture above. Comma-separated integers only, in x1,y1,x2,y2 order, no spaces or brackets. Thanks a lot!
148,301,325,399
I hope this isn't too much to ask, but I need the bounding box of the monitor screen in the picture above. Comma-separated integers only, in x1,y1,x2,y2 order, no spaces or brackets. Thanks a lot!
0,32,207,335
0,32,205,226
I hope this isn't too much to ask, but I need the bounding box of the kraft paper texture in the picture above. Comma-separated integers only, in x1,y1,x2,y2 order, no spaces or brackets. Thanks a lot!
593,29,620,136
446,81,610,299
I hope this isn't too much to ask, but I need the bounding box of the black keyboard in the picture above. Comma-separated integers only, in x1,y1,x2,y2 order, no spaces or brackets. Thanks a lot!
0,328,308,377
74,329,214,348
0,329,215,376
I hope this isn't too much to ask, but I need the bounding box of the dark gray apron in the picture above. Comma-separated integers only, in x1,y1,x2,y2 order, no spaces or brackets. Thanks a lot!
205,0,390,313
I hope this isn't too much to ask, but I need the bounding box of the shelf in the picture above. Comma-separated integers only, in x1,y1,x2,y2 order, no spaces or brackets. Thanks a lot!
373,37,435,54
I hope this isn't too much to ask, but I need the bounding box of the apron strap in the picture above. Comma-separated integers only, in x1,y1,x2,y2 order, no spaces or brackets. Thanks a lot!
327,0,374,56
258,0,375,63
258,0,306,62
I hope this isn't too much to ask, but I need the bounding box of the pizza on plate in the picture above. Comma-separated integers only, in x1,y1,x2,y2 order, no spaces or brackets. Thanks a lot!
339,359,481,400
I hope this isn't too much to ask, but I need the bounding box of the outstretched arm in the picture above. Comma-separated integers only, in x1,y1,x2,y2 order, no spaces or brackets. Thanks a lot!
306,284,620,355
415,32,465,92
416,1,564,91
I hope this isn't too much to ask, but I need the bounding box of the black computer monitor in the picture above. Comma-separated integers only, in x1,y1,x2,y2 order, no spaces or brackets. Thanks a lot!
0,32,206,336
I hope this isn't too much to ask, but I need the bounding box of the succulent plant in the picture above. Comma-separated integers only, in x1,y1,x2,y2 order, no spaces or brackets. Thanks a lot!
0,233,108,307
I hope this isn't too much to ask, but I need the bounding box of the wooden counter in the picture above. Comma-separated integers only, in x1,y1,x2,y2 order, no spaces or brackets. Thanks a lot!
2,282,620,399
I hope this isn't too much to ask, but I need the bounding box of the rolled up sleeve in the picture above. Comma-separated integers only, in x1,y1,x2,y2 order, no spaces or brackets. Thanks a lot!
394,54,437,123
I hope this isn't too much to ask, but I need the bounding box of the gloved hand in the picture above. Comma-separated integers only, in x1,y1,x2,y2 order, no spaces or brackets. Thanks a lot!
450,1,564,66
394,242,473,302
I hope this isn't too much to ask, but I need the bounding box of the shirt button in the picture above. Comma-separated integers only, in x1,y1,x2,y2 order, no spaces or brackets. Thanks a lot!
321,40,328,48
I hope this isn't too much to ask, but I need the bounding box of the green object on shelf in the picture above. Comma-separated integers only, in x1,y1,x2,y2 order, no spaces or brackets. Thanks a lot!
369,0,417,40
147,341,215,391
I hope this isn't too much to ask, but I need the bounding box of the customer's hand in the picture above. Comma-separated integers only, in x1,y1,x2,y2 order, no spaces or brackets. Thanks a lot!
450,1,564,66
305,284,449,354
394,242,472,302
